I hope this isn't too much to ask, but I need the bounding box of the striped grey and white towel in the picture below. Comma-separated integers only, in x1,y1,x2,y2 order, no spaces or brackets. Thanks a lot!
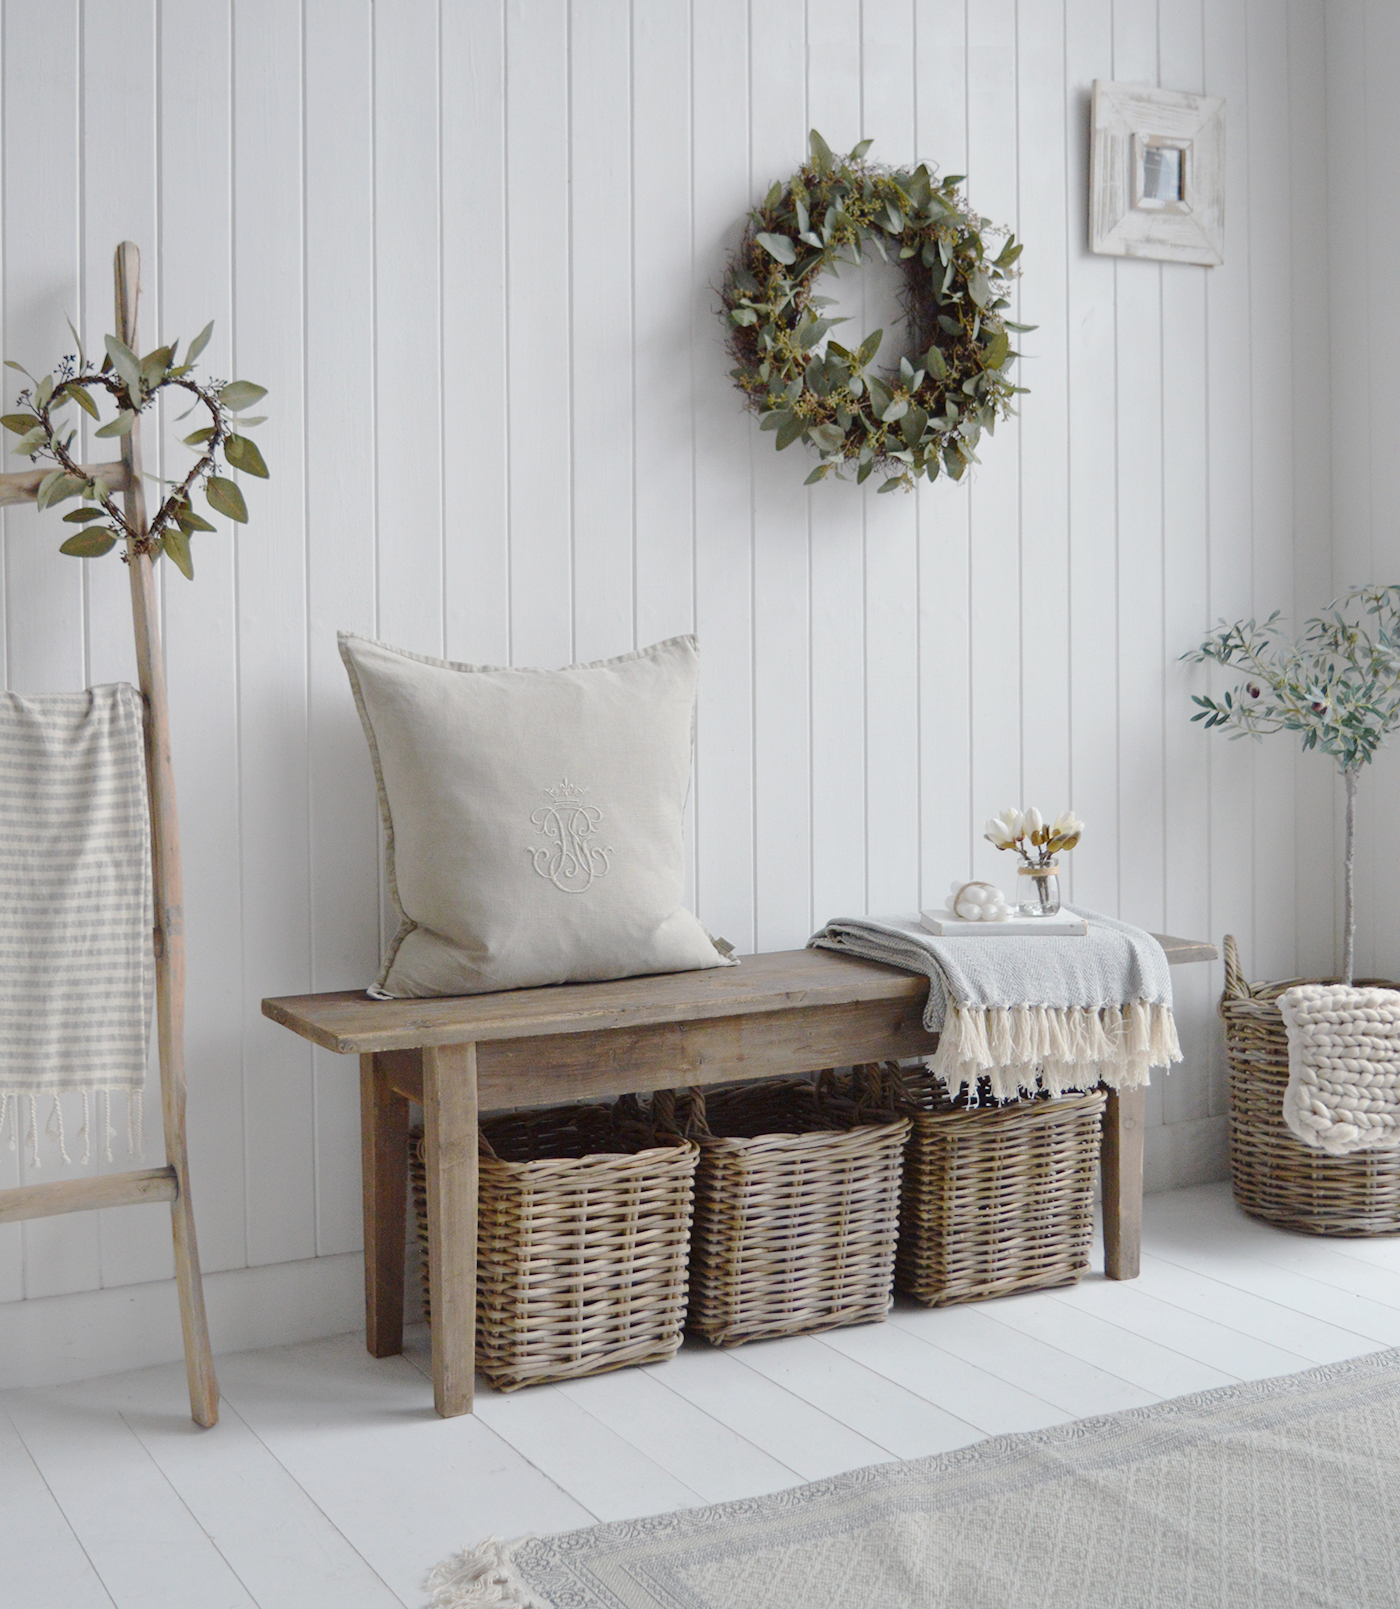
810,909,1180,1099
0,685,153,1163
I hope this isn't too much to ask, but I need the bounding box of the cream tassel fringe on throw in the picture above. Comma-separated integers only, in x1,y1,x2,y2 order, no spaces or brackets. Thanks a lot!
931,1000,1181,1102
425,1537,548,1609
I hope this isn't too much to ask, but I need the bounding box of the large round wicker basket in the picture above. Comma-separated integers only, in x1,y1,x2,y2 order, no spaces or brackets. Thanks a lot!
1222,933,1400,1236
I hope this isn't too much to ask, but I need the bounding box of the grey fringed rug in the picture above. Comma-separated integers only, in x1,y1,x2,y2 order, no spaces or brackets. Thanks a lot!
426,1348,1400,1608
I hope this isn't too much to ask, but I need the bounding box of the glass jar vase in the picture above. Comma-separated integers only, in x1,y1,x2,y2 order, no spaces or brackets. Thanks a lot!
1017,860,1061,918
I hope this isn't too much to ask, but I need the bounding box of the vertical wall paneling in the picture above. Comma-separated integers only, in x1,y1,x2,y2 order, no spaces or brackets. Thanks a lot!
1286,0,1333,985
0,0,1352,1371
1158,0,1217,1148
966,1,1025,893
81,0,172,1292
568,0,634,667
1246,0,1299,990
506,0,572,668
1015,0,1072,875
5,0,101,1303
157,0,246,1277
442,0,510,666
748,0,812,950
1203,1,1256,1002
1356,0,1400,982
860,0,922,918
691,0,756,953
807,0,868,930
305,0,377,1258
233,0,313,1269
914,0,973,902
1064,0,1120,917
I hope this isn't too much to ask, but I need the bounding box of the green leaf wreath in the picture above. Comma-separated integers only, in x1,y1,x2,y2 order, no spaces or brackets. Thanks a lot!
2,317,267,579
721,129,1028,492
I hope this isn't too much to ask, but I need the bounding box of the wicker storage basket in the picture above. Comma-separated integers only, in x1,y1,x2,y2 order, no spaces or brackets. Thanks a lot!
873,1064,1106,1306
1222,933,1400,1236
657,1080,910,1347
409,1102,699,1391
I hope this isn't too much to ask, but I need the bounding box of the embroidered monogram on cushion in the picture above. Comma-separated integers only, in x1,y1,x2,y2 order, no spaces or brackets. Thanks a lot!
528,779,613,893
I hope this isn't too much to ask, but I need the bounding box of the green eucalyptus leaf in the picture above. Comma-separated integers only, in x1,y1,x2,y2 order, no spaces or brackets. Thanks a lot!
59,528,117,558
849,137,874,160
804,463,832,485
17,427,46,454
856,328,883,367
759,410,787,433
730,306,758,326
177,506,217,533
809,129,835,173
94,410,137,438
61,506,104,523
64,384,100,419
878,476,904,493
755,233,796,265
982,329,1010,369
206,475,248,522
4,360,32,377
856,460,874,484
64,314,85,367
881,397,909,424
186,320,215,365
162,527,195,579
774,413,807,451
183,426,217,446
968,270,991,308
224,434,268,478
0,412,34,434
218,379,268,412
103,335,143,395
35,374,54,409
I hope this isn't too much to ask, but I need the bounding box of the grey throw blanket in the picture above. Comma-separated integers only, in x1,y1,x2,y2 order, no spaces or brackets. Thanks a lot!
810,909,1180,1098
0,685,153,1163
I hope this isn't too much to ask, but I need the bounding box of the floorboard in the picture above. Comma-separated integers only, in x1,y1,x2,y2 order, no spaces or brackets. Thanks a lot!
4,1182,1397,1607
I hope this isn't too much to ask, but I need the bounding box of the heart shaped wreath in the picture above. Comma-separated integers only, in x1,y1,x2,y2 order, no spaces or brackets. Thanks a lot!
722,130,1028,492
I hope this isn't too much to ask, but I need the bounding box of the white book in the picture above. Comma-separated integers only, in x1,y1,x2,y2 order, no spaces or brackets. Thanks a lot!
919,907,1089,937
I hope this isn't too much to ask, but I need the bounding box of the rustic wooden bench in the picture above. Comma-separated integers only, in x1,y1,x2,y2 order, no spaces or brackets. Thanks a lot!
263,935,1215,1417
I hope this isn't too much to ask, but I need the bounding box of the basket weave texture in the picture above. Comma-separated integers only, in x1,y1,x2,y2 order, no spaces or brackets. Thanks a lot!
1221,933,1400,1236
842,1064,1105,1306
656,1080,910,1347
409,1104,698,1392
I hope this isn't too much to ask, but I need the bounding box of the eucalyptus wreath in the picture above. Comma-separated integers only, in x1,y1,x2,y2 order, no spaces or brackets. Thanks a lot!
2,317,267,579
722,130,1028,491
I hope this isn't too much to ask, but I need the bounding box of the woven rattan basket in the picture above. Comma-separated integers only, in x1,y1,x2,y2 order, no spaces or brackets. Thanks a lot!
836,1061,1113,1312
409,1103,699,1391
1222,933,1400,1236
656,1079,910,1347
868,1064,1106,1306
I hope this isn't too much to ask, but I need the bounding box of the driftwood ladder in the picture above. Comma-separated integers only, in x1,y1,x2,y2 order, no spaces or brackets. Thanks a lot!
0,244,218,1428
265,933,1215,1419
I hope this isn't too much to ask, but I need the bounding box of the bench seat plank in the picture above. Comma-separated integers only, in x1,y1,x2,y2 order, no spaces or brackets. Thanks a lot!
263,934,1216,1054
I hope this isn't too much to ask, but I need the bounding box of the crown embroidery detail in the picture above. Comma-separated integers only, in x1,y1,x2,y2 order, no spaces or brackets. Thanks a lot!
528,779,613,893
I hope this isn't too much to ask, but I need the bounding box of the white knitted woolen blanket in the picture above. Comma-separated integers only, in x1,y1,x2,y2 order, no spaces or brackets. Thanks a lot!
809,909,1180,1100
1279,984,1400,1155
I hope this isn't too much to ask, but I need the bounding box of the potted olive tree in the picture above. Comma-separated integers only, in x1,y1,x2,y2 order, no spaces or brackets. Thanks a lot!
1186,584,1400,985
1186,585,1400,1237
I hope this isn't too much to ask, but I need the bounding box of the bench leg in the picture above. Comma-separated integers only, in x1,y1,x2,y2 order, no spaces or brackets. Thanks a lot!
361,1051,409,1357
1101,1084,1145,1280
423,1041,478,1417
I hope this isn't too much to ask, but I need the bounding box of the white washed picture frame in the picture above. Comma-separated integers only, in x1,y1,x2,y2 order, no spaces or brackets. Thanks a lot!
1090,79,1225,265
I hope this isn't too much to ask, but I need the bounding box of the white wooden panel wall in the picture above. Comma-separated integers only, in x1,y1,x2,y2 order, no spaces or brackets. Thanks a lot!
0,0,1338,1377
1326,0,1400,988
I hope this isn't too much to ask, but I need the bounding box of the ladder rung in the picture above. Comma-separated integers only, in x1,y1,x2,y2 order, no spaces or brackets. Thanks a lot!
0,1165,177,1223
0,458,130,508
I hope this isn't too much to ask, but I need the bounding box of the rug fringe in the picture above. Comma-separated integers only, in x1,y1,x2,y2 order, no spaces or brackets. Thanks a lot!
425,1535,550,1609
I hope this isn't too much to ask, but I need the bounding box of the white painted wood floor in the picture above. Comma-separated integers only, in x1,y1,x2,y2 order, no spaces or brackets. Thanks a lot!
7,1180,1400,1609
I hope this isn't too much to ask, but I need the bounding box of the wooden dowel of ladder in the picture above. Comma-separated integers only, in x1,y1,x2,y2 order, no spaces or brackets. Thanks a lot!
114,241,219,1428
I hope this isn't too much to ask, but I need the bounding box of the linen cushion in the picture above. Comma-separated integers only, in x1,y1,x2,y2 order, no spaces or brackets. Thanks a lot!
339,631,733,998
